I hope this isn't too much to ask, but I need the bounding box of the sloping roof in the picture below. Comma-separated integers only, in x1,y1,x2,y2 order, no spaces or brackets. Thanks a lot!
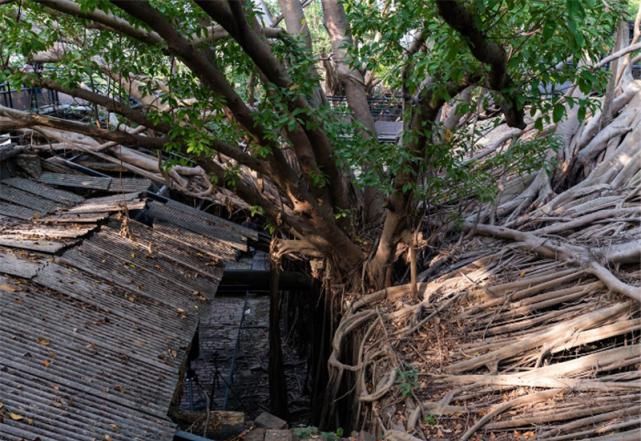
0,173,248,440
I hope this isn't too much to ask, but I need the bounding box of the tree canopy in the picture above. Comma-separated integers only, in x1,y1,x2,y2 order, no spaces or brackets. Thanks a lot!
0,0,627,289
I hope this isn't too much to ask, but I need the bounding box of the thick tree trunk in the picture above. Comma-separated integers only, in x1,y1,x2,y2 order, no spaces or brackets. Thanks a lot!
321,0,384,225
278,0,325,107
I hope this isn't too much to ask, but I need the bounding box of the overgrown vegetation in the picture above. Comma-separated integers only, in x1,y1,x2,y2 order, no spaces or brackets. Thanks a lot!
1,0,638,435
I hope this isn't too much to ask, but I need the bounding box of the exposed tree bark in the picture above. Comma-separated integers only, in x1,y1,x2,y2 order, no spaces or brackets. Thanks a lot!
0,104,165,148
278,0,325,107
321,0,384,225
110,0,363,268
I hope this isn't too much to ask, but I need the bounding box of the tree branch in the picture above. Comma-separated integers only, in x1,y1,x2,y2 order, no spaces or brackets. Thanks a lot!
435,0,525,129
196,0,351,210
110,0,362,264
0,104,165,148
35,0,164,45
30,76,171,133
466,222,641,302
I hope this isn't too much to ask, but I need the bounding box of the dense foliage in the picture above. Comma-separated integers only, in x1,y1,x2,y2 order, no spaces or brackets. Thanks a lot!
0,0,627,287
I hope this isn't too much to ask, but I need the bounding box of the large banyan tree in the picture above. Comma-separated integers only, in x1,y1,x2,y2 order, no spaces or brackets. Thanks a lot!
0,0,626,290
2,0,641,436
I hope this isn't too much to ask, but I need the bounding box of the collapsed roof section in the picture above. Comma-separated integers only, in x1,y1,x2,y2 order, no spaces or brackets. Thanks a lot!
0,163,256,440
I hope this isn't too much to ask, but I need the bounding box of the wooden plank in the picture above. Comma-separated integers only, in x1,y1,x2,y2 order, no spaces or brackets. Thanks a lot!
39,211,110,223
0,223,96,239
67,192,146,213
0,237,72,253
0,202,36,220
0,184,59,213
37,172,112,190
2,177,85,205
0,250,44,277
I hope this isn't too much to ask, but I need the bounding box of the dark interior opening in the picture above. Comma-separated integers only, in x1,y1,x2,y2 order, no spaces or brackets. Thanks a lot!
175,256,332,434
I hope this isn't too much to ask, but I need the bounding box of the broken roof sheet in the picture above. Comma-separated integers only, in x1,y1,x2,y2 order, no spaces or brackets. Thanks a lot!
37,171,151,193
0,172,248,440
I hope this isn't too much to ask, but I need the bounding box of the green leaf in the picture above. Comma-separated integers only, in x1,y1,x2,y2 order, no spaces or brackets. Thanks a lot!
552,103,565,123
534,117,544,131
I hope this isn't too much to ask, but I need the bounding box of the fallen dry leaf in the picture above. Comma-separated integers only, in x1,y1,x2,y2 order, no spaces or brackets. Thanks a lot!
41,359,51,368
9,412,24,421
36,337,50,346
0,283,17,292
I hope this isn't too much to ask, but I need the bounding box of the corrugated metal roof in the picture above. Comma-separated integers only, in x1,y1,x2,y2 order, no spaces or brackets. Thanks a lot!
0,171,248,440
0,183,60,213
108,177,152,193
3,176,85,205
36,172,151,194
37,172,112,190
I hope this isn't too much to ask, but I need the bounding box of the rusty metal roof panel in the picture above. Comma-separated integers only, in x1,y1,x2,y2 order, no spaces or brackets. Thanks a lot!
87,227,222,295
0,280,186,373
153,221,241,262
34,262,198,337
126,219,224,280
37,171,112,190
2,176,85,205
0,183,60,213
